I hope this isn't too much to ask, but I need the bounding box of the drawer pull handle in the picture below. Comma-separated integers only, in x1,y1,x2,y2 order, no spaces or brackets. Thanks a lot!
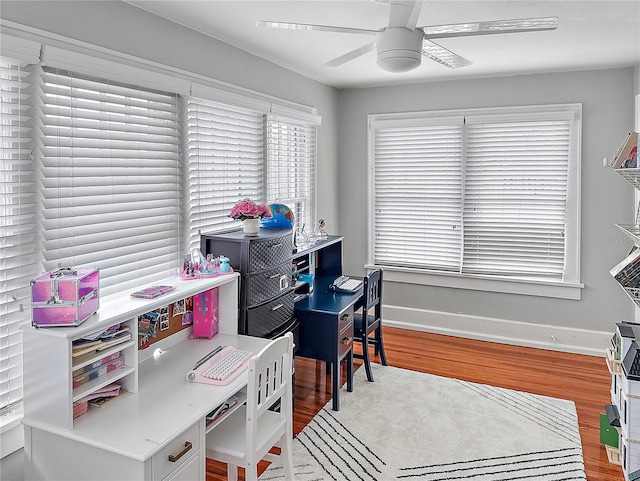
168,441,192,463
270,243,282,248
269,274,281,279
271,303,284,311
342,337,352,345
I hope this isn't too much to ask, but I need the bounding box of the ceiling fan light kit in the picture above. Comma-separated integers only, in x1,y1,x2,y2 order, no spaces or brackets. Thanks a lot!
376,27,423,72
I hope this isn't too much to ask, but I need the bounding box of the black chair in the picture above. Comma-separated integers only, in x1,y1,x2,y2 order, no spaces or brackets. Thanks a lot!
353,269,387,382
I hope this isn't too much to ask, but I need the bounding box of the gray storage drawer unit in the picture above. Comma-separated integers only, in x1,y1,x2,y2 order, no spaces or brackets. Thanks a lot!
200,228,295,338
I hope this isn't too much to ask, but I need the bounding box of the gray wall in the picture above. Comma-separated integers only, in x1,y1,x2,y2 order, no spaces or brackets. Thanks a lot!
0,0,341,230
2,1,637,336
336,69,637,333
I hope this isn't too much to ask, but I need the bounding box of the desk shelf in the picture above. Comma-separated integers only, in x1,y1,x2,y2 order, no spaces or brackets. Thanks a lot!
21,274,240,431
204,389,248,433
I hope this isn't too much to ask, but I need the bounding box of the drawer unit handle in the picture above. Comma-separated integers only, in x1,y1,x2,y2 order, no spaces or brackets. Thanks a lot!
269,274,281,279
270,243,282,248
168,441,192,463
342,337,352,345
271,303,284,311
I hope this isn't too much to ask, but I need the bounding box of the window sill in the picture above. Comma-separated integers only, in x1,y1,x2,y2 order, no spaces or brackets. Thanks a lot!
1,408,23,434
1,408,24,458
367,264,583,300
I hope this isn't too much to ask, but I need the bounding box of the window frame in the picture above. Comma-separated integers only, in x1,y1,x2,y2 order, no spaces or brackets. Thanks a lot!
367,104,583,300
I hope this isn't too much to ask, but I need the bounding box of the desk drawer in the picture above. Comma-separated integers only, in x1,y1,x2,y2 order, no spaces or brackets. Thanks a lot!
248,234,292,272
338,314,354,359
245,263,292,306
244,290,295,338
152,422,200,481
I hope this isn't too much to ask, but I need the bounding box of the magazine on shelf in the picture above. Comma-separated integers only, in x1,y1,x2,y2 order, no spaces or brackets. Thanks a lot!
206,395,240,425
611,131,639,169
610,247,640,289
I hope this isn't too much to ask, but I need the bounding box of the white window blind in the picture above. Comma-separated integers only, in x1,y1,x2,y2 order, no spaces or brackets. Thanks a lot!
265,117,316,231
372,119,463,271
463,119,570,277
0,42,39,414
370,106,579,282
185,97,264,249
38,67,182,296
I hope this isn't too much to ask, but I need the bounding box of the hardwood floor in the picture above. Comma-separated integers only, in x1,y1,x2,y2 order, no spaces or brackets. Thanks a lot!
206,326,623,481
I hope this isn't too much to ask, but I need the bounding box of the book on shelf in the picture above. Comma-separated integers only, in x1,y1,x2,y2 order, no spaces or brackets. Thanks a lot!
73,356,125,389
611,131,639,169
96,331,132,351
71,340,103,357
77,383,122,405
71,331,132,358
131,285,176,299
89,393,124,408
72,351,122,378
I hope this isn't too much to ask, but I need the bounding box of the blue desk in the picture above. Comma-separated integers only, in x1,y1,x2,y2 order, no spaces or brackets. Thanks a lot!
294,239,360,411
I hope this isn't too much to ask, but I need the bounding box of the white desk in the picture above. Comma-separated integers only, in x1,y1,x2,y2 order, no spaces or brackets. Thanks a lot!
21,274,271,481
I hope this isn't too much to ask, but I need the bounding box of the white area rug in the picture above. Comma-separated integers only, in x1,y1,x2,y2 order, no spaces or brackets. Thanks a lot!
260,364,586,481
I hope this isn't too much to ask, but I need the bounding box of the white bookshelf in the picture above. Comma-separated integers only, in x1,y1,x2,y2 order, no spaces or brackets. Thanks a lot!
607,131,640,479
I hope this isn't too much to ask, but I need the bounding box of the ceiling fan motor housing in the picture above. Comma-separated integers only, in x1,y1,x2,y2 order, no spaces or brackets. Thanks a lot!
376,27,423,72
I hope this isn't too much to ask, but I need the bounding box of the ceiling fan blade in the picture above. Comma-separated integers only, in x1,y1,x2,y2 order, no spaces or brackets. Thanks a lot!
257,20,379,36
421,40,472,69
388,0,423,29
323,42,376,67
421,16,559,39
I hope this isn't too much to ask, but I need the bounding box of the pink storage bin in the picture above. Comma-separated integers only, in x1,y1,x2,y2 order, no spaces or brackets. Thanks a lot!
192,287,219,339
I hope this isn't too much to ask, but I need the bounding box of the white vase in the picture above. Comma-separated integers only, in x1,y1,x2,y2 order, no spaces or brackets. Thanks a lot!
242,218,260,236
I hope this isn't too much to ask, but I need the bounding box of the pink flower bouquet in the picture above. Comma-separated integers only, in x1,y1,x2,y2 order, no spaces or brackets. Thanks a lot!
229,198,272,221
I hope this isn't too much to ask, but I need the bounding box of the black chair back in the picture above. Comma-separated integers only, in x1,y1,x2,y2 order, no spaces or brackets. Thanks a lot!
363,269,382,319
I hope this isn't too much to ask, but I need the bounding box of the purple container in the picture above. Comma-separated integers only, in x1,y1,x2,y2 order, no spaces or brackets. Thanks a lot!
31,267,100,327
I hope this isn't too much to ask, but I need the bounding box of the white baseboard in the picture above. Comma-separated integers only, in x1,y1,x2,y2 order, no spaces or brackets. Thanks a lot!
383,304,611,357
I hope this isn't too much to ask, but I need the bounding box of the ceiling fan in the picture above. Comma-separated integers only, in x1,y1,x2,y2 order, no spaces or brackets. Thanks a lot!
257,0,558,73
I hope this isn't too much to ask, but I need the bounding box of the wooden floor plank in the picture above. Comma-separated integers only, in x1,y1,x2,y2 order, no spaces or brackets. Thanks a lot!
207,327,623,481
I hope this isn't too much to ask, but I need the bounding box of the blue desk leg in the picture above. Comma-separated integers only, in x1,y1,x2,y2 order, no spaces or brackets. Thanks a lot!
331,347,354,411
332,359,340,411
347,348,353,393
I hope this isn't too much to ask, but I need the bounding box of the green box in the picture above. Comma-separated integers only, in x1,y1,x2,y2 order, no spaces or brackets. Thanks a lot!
600,413,619,448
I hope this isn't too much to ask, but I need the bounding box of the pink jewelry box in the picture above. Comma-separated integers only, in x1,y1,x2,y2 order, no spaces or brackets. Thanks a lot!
30,267,100,328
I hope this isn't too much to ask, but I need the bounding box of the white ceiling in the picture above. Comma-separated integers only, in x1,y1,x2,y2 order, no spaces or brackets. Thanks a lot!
125,0,640,89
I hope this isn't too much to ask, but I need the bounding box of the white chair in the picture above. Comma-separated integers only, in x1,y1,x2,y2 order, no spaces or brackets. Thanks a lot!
205,332,295,481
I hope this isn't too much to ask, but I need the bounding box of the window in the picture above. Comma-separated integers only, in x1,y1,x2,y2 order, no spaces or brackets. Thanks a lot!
186,100,320,247
37,66,182,297
185,98,265,250
0,34,319,432
369,105,581,298
1,36,40,421
265,117,317,230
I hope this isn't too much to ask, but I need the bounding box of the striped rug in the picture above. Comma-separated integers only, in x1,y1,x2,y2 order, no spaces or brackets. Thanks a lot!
259,364,586,481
